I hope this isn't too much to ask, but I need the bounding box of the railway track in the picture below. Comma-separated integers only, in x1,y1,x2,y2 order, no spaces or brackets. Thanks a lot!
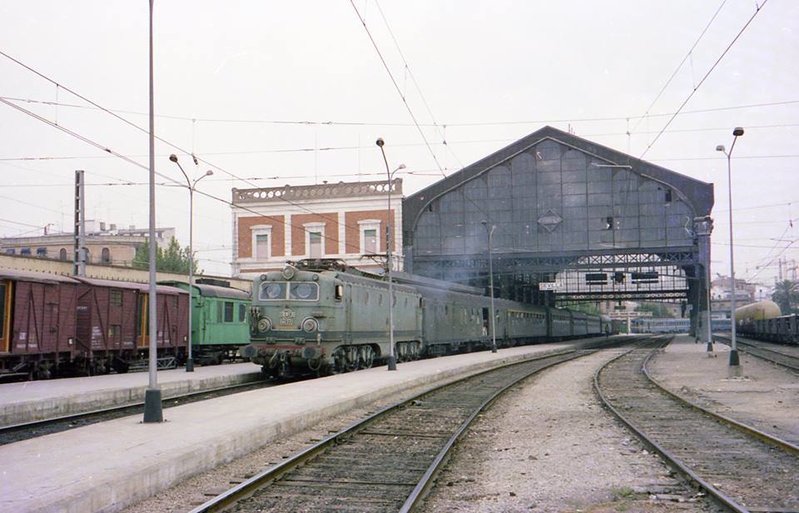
0,380,271,445
187,349,597,513
595,343,799,513
715,336,799,372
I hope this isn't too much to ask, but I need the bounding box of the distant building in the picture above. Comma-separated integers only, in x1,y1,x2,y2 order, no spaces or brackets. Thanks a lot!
710,274,757,317
231,180,402,278
0,221,175,267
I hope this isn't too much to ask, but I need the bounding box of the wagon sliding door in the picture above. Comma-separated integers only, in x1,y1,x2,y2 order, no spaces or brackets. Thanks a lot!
0,280,10,353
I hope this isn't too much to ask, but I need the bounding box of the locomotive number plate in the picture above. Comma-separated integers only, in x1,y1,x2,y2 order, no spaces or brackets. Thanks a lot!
279,309,296,327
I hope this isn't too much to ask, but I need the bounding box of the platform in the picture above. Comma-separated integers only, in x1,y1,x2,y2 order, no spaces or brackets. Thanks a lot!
0,363,263,426
0,342,576,513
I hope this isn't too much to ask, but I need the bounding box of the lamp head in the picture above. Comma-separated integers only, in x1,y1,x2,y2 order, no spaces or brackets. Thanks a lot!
715,145,725,152
205,170,214,177
169,154,178,163
733,127,744,137
397,164,406,170
375,138,384,147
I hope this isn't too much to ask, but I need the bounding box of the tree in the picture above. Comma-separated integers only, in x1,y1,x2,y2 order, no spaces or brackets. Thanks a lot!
772,280,798,315
132,237,198,274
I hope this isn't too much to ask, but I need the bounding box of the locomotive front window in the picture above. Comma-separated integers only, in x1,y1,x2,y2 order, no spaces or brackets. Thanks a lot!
289,282,319,300
261,282,285,300
259,281,318,301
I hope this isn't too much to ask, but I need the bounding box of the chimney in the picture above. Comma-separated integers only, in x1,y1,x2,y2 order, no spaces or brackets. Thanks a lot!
100,221,106,231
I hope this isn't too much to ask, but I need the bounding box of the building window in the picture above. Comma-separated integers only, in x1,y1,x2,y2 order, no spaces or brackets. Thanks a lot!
101,247,111,264
59,248,67,260
36,247,47,257
302,222,326,259
363,229,377,254
250,225,272,261
309,232,322,258
358,220,381,255
255,234,269,259
5,249,15,255
20,248,31,256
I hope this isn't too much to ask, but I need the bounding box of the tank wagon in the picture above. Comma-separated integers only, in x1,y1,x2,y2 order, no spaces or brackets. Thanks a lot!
0,269,189,381
735,300,798,345
734,300,781,325
244,259,604,377
159,278,251,364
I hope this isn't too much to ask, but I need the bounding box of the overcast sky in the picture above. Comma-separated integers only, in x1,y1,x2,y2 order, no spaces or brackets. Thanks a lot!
1,1,796,284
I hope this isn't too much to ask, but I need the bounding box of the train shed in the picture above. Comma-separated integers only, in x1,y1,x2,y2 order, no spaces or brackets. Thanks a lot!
402,126,714,339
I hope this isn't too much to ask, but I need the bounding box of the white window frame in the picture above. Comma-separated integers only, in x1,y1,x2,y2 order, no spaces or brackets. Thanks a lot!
358,219,382,254
304,223,325,258
250,225,272,260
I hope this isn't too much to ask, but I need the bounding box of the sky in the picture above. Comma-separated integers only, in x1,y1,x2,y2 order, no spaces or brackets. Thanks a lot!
0,0,796,285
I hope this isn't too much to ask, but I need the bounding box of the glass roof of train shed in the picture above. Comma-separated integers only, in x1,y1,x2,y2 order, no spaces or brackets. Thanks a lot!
402,126,714,307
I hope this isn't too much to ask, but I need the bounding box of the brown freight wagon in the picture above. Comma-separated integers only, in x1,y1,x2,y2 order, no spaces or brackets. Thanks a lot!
0,269,189,380
74,277,189,374
0,269,79,380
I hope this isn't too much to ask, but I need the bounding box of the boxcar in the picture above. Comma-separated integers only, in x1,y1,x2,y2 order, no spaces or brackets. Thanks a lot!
75,277,189,373
0,269,189,380
0,269,79,380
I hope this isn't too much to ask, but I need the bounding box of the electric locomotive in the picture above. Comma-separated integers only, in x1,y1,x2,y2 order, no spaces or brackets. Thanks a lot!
244,259,422,376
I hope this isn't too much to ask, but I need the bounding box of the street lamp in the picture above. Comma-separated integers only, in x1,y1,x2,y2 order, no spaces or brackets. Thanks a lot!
481,220,498,353
376,138,404,371
143,0,162,423
716,126,744,374
169,154,214,372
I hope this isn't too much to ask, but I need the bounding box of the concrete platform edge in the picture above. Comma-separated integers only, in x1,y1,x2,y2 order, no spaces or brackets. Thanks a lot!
31,347,568,513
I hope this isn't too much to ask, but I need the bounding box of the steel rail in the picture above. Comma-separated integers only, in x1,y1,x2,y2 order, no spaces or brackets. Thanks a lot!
716,336,799,372
594,342,799,513
188,348,595,513
642,351,799,455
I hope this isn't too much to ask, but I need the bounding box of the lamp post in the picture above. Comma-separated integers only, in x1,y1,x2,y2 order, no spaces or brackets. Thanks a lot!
376,138,404,371
143,0,162,423
481,220,498,353
169,154,213,372
716,127,744,374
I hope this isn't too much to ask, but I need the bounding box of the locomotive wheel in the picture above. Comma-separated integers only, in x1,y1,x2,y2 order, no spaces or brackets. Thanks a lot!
347,346,360,372
360,346,374,369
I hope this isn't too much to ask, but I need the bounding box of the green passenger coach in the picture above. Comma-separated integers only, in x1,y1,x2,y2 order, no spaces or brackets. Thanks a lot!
159,279,251,365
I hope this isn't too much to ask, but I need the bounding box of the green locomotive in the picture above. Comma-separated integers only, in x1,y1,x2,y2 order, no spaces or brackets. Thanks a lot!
244,259,603,377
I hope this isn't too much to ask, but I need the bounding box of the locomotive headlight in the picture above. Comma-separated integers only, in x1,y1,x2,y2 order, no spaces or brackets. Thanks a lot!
301,317,319,333
257,317,272,333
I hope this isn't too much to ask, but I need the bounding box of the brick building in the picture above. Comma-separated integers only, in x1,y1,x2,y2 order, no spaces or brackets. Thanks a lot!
231,180,402,277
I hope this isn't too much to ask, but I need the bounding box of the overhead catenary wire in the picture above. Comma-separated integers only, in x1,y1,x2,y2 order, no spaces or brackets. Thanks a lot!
0,50,382,254
372,0,464,171
629,0,728,135
348,0,448,178
639,0,769,159
3,122,799,163
3,94,797,129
